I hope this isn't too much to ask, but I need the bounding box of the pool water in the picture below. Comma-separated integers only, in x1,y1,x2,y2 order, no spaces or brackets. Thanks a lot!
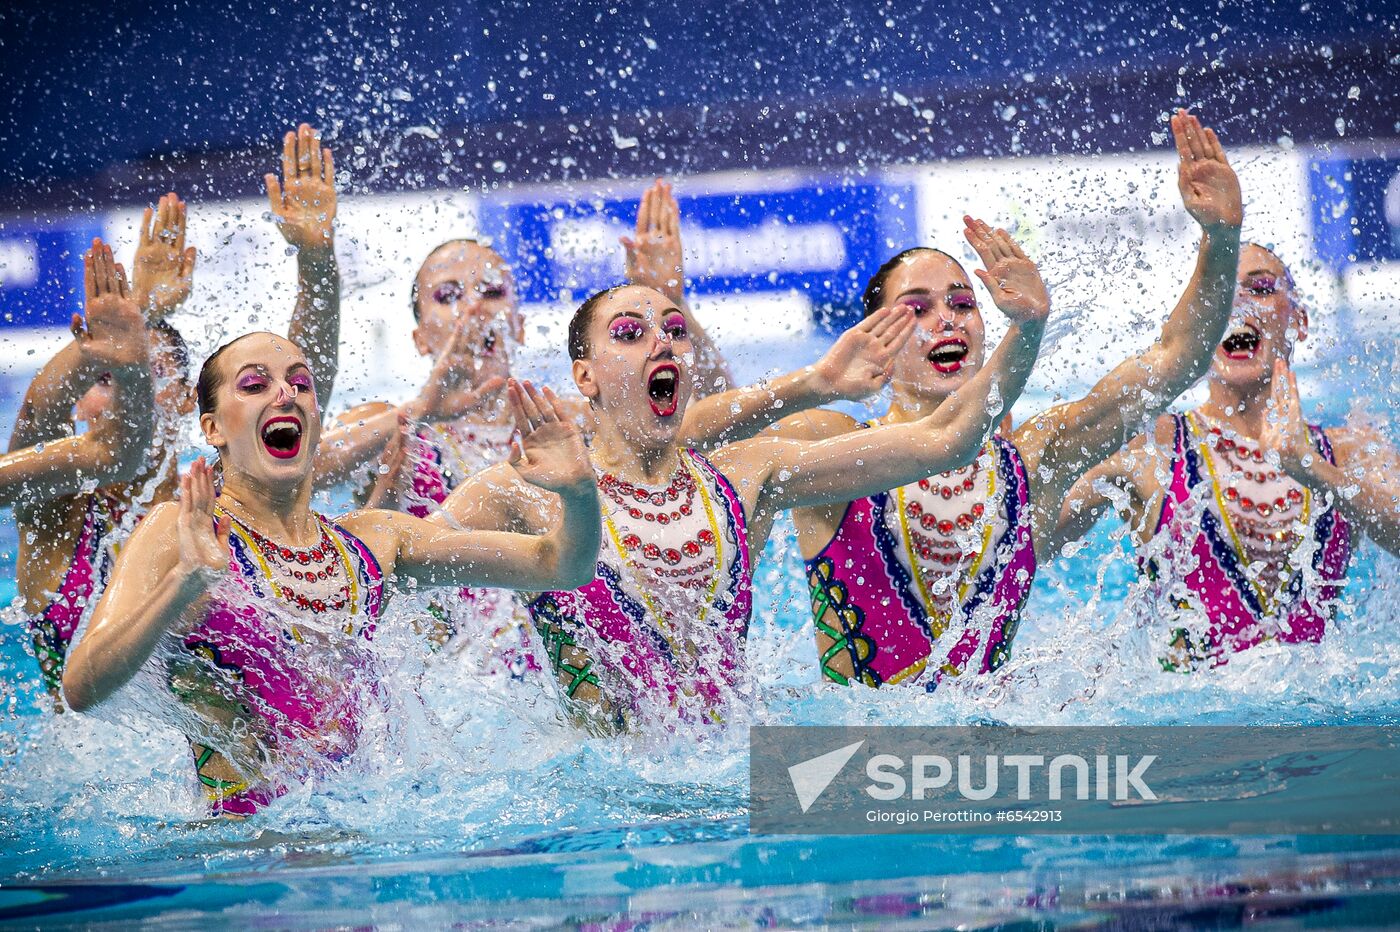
1,347,1398,927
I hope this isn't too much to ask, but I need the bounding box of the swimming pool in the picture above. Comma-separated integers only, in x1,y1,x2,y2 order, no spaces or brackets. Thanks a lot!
1,338,1397,928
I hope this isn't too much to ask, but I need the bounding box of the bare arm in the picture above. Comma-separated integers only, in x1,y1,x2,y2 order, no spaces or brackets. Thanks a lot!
384,381,599,589
1263,362,1400,556
1027,110,1242,487
623,179,733,395
679,305,914,449
63,461,230,713
266,123,340,410
8,338,96,454
2,241,155,508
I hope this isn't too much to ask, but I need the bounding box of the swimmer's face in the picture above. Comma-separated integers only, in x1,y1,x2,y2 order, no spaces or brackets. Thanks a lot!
412,241,522,383
572,285,693,447
74,339,193,430
1212,244,1307,389
877,251,986,399
200,333,320,486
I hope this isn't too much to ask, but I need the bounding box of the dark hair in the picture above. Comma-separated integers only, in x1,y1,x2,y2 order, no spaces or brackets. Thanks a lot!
1241,240,1298,292
567,285,629,361
196,332,306,416
410,238,492,322
150,319,191,381
861,247,963,317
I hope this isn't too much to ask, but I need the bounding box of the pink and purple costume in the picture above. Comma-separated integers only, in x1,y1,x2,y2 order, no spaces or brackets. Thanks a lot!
180,512,385,816
805,436,1036,690
1144,413,1352,668
527,450,753,726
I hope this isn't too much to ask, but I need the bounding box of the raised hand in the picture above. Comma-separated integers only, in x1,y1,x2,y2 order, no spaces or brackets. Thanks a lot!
811,304,916,401
177,458,231,575
131,192,196,318
408,306,509,423
265,123,337,251
507,380,594,495
1261,358,1316,483
962,216,1051,325
1172,109,1243,231
74,238,150,370
622,179,684,302
364,414,410,510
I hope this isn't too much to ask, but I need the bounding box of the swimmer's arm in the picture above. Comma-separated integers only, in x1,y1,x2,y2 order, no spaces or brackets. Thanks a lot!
266,124,341,410
1261,363,1400,553
1309,428,1400,556
312,402,400,492
3,245,156,509
1052,449,1136,552
63,466,230,712
1031,113,1241,487
392,381,600,588
374,481,597,591
678,306,916,450
8,338,99,454
736,401,995,512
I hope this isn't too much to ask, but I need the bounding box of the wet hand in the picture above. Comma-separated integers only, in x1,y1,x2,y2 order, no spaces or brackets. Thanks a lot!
265,123,337,250
508,380,594,496
1261,358,1315,483
622,179,684,302
962,216,1050,325
132,192,197,318
409,310,508,422
812,304,915,401
74,238,150,370
176,458,231,576
1172,109,1243,231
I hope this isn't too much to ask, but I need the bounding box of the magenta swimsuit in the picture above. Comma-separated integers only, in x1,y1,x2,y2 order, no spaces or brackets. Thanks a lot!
27,492,126,695
805,435,1037,690
1145,413,1352,668
180,513,385,816
527,450,753,726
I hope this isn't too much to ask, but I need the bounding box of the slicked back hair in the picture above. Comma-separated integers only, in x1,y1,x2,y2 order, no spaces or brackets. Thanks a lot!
410,238,488,322
862,247,963,317
567,285,630,361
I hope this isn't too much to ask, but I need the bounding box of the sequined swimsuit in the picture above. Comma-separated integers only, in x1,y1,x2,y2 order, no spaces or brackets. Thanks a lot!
180,511,385,816
527,450,753,726
1144,413,1352,668
26,492,126,695
805,435,1036,690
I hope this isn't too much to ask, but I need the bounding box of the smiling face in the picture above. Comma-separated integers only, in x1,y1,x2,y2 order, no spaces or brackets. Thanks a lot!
411,240,523,383
571,285,694,447
199,333,320,488
873,250,987,400
1211,243,1307,389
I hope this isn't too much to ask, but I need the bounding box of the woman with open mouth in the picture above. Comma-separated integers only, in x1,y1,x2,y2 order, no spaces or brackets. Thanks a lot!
767,108,1246,690
60,332,601,816
430,268,1048,731
312,179,927,672
1058,240,1400,670
9,124,344,709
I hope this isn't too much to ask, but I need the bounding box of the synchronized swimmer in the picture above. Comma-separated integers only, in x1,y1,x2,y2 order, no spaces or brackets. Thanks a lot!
5,107,1398,813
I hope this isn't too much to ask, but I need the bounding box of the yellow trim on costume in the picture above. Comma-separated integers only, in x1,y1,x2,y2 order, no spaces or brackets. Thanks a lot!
894,442,997,640
1186,413,1311,619
217,508,359,634
602,452,725,645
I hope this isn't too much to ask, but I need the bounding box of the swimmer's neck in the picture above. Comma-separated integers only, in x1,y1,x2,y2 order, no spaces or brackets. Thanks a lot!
587,419,683,486
1198,374,1280,439
216,470,320,547
878,384,953,425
